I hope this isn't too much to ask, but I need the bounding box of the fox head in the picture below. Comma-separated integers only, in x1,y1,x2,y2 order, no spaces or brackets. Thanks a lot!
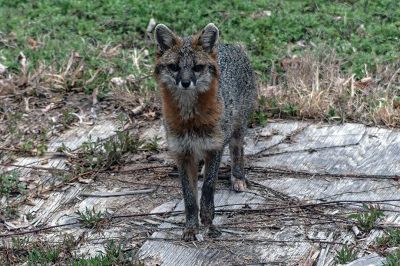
154,23,219,94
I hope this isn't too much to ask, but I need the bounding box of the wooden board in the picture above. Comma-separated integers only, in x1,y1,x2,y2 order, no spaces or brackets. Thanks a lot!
138,121,400,266
3,120,400,265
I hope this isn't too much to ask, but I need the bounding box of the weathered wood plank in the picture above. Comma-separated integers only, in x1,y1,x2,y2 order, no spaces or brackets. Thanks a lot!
5,120,400,265
251,122,400,176
5,118,117,229
343,253,385,266
139,121,400,265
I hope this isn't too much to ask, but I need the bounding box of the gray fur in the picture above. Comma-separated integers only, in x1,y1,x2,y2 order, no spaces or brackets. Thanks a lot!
197,23,219,52
155,24,178,51
168,131,223,160
217,43,257,148
155,24,257,241
216,44,257,189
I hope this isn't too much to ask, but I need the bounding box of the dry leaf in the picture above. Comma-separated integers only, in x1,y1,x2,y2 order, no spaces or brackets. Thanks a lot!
27,37,37,49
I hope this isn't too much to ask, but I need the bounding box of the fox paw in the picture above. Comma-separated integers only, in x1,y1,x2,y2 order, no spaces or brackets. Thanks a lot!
182,228,199,241
232,177,247,192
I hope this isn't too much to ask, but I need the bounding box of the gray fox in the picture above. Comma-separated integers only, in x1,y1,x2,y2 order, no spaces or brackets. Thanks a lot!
154,23,256,241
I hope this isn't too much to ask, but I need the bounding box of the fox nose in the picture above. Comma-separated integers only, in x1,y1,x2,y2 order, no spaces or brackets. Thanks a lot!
181,80,191,88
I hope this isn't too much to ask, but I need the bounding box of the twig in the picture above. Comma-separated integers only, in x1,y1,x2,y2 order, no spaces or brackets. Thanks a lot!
101,176,180,188
80,188,156,197
0,222,79,237
0,148,77,158
259,142,360,158
144,236,345,245
3,198,400,238
0,163,68,172
386,66,400,91
0,209,183,238
212,199,400,215
247,166,399,180
103,164,174,173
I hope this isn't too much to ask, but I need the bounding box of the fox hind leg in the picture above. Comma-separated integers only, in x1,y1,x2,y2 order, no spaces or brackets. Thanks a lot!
229,127,246,192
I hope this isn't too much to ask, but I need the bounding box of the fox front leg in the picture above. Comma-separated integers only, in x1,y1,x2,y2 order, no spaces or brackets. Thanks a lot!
200,149,222,238
176,153,199,241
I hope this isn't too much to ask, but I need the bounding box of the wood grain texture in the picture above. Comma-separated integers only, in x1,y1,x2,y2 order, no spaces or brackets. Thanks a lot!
139,121,400,265
4,120,400,265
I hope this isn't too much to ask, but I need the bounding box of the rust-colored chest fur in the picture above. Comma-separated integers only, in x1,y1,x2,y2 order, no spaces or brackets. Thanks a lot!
160,78,222,135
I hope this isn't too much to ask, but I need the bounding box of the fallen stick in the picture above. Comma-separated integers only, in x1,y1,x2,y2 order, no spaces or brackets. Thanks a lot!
80,188,156,197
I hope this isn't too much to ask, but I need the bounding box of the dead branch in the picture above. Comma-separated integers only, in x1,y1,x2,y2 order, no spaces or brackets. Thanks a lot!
80,188,156,197
3,198,400,238
256,141,360,158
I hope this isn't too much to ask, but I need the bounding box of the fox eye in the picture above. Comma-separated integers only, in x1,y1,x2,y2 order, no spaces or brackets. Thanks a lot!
193,64,205,72
167,64,180,72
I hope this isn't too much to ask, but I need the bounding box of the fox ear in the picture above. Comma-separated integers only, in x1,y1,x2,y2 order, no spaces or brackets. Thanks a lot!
197,23,219,53
155,24,178,52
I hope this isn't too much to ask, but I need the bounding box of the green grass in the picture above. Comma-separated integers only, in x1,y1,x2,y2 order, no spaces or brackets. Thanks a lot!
142,136,162,152
377,229,400,249
1,237,142,265
76,207,107,229
250,96,268,126
71,240,143,266
1,0,399,88
75,130,142,172
0,170,25,197
335,245,357,264
349,204,385,233
384,250,400,266
1,0,399,129
1,0,400,128
28,245,61,265
0,169,25,218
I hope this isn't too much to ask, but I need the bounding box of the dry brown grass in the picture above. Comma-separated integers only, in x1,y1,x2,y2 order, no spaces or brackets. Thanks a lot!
0,52,104,151
261,48,400,127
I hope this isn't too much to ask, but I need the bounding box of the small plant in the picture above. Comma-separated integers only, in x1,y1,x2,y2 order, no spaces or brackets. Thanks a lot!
20,140,34,154
376,229,400,249
61,110,78,128
282,102,299,117
36,142,48,156
27,244,61,265
1,205,20,219
56,143,72,153
116,112,128,129
142,136,162,152
102,240,125,263
349,204,385,233
18,139,48,156
76,207,107,228
384,250,400,266
0,170,25,197
335,245,357,264
251,96,268,126
70,240,142,265
11,237,31,250
327,106,341,121
252,109,268,126
76,131,143,171
1,234,83,265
